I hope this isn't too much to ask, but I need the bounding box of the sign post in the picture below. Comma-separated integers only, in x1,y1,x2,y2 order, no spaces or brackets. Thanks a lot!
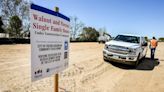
30,4,70,91
54,6,59,92
54,74,59,92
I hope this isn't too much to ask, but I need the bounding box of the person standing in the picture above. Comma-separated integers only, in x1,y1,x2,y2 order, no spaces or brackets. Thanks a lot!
150,37,158,59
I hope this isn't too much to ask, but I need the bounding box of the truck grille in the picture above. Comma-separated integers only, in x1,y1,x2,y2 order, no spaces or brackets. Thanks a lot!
108,45,129,54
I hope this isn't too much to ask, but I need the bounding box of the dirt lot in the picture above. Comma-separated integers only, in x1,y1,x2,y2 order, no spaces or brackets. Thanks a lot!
0,42,164,92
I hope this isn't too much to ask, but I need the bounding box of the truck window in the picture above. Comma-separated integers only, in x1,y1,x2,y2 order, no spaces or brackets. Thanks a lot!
114,35,140,44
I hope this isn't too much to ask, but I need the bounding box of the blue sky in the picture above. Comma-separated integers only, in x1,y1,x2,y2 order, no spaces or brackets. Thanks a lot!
31,0,164,38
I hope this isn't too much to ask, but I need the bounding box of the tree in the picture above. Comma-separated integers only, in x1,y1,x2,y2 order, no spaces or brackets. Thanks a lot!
0,0,29,20
70,16,84,41
98,27,111,37
79,27,99,41
0,16,5,33
145,36,149,41
0,0,30,32
98,27,107,36
9,16,22,38
159,37,164,42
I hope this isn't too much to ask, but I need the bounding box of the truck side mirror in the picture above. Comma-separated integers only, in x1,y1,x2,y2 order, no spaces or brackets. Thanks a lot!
142,42,148,46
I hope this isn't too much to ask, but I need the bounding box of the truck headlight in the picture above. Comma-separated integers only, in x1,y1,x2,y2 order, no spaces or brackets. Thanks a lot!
129,48,137,55
104,44,108,50
104,44,111,50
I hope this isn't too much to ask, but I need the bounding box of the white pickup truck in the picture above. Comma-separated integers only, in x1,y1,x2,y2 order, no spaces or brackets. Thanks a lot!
103,34,148,66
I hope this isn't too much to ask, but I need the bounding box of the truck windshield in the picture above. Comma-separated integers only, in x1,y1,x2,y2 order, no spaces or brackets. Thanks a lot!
114,35,140,44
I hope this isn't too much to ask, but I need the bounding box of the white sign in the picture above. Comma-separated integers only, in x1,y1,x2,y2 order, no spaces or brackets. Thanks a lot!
30,4,70,81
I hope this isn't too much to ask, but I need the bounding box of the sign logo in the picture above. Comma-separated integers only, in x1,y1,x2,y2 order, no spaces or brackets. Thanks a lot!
34,69,43,78
64,41,68,50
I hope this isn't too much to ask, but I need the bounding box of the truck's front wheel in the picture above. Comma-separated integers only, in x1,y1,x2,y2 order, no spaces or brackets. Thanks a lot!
103,57,108,62
135,53,140,67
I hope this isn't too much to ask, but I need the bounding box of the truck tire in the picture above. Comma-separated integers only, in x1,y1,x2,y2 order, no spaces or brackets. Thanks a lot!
103,57,108,62
103,58,107,61
135,53,140,67
142,55,146,59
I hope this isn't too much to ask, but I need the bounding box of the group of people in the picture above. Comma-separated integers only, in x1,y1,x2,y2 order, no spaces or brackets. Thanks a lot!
149,37,158,60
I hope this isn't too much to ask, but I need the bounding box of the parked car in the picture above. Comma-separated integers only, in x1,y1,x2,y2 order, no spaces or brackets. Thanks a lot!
103,34,148,66
98,33,111,43
98,36,108,43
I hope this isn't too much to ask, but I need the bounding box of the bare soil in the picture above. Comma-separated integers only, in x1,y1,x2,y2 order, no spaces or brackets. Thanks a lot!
0,42,164,92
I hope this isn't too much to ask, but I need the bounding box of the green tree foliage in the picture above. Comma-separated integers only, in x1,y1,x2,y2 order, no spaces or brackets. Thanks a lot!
0,0,30,35
145,36,149,41
158,37,164,42
9,16,22,38
79,27,99,41
0,16,5,33
0,0,29,21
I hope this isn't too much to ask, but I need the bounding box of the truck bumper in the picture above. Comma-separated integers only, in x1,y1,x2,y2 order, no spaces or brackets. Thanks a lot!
103,49,138,65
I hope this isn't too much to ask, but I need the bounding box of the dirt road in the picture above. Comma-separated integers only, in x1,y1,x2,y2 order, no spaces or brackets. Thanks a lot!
0,42,164,92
